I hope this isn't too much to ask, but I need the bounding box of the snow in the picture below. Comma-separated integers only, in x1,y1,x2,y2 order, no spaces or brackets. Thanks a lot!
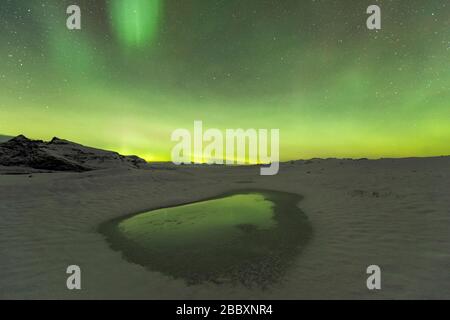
0,156,449,299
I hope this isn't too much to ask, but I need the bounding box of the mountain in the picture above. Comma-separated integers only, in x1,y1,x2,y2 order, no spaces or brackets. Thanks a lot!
0,135,13,143
0,135,146,172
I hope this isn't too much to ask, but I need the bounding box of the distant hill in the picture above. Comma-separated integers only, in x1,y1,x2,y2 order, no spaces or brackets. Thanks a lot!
0,135,146,172
0,135,13,143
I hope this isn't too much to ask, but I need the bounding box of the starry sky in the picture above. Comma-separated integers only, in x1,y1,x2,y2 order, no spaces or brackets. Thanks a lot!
0,0,449,161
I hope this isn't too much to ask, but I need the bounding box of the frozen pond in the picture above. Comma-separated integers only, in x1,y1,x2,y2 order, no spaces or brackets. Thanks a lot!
100,190,312,288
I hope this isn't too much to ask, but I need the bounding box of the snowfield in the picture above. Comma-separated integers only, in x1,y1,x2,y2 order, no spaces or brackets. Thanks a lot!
0,157,449,299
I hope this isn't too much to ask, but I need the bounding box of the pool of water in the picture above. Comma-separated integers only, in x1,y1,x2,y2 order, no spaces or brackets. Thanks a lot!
100,190,312,288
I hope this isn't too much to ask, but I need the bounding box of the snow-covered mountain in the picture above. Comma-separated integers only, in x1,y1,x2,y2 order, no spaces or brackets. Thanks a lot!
0,135,146,172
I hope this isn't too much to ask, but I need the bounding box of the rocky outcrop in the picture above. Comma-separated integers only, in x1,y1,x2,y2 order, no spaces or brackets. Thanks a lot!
0,135,146,172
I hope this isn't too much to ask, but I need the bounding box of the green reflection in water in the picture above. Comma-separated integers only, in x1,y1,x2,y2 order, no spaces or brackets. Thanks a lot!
100,190,312,288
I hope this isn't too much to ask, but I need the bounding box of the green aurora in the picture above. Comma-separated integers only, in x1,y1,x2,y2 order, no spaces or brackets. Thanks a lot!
0,0,449,161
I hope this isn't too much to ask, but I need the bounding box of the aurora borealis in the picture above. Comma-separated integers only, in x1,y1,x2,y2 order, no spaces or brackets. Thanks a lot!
110,0,162,48
0,0,449,161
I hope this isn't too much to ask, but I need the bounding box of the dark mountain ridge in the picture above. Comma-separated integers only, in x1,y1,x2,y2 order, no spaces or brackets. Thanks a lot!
0,135,146,172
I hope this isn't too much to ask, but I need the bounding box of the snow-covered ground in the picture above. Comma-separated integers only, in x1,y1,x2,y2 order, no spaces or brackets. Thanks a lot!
0,157,449,299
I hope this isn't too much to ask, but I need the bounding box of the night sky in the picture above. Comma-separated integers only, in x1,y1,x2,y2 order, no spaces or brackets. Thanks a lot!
0,0,449,161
